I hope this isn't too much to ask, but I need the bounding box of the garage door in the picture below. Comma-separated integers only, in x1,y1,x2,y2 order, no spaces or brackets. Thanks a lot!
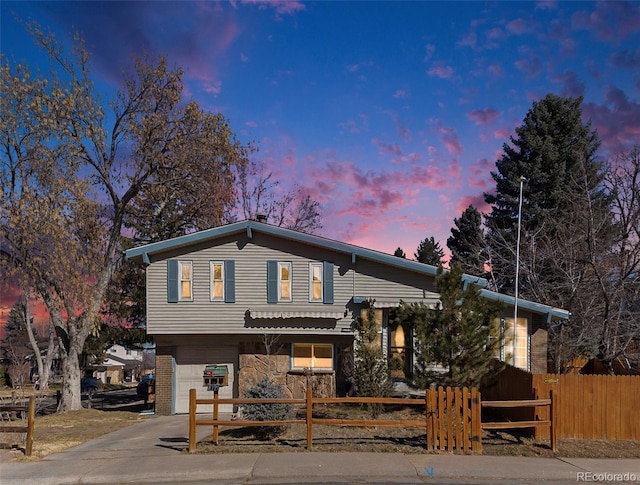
174,346,237,414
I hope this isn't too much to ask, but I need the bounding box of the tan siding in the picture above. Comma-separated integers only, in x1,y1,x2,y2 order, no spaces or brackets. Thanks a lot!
146,232,438,336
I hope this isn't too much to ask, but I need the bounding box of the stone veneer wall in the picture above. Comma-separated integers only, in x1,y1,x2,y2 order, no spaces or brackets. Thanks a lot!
530,327,549,374
155,345,173,416
238,341,335,399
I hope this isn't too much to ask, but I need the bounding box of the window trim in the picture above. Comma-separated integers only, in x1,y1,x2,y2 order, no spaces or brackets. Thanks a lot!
309,262,323,302
178,260,193,302
210,261,225,302
291,343,334,370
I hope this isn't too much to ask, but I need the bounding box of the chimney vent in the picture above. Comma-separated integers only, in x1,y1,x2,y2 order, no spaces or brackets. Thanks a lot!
256,214,267,223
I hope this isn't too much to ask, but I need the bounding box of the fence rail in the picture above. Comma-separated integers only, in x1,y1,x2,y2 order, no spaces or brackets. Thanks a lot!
482,391,557,452
0,396,35,456
189,386,481,453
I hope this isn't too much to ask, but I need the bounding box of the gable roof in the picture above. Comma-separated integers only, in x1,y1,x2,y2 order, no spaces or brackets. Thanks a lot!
125,220,569,320
125,220,487,285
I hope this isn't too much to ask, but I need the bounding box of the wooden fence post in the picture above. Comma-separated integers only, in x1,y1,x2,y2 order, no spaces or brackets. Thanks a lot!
306,384,313,450
25,396,35,457
188,388,196,453
213,388,219,445
425,392,431,451
550,389,557,452
471,387,481,453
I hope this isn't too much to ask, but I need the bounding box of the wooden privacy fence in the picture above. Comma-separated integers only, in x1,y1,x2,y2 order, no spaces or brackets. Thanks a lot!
0,396,35,456
189,386,481,453
483,364,640,441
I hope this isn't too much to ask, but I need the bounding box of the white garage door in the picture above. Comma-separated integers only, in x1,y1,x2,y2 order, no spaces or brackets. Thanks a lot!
174,346,237,414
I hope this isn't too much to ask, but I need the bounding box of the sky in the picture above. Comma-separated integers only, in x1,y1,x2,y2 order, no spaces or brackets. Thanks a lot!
1,1,640,328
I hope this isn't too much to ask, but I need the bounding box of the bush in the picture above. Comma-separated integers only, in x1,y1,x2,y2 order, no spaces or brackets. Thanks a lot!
242,377,292,440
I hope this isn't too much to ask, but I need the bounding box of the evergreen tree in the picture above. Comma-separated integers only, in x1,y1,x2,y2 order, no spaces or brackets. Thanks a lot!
484,94,605,298
393,247,406,258
447,205,486,277
353,301,393,416
414,236,445,266
394,263,504,388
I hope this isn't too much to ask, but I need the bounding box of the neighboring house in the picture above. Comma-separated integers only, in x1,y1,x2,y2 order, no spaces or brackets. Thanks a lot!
90,344,143,384
125,220,569,415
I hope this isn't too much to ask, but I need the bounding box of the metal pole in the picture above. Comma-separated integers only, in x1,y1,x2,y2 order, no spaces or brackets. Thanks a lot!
514,176,525,367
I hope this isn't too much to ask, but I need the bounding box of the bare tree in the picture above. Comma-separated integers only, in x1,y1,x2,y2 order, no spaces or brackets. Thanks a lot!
235,161,322,233
1,25,249,411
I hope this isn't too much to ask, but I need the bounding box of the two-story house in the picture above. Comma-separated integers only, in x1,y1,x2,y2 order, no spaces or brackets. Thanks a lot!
125,220,569,415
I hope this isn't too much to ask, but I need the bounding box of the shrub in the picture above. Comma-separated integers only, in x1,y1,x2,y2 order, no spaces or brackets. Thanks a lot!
243,377,292,440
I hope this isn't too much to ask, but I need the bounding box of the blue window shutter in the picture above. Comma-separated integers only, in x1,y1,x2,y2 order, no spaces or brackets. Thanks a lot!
167,260,179,303
224,260,235,303
267,260,278,303
323,261,334,304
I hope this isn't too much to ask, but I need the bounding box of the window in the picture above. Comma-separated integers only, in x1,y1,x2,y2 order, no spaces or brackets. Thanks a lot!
267,260,292,303
292,343,333,369
360,308,383,348
210,261,225,301
309,263,323,302
278,262,292,301
168,260,193,302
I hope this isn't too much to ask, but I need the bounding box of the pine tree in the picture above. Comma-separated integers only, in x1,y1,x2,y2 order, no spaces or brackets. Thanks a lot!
353,301,393,416
393,247,406,258
414,236,445,266
484,94,605,298
395,263,504,389
447,205,486,277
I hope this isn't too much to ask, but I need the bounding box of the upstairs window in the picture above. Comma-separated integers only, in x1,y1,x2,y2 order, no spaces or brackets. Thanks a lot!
210,261,225,301
167,260,193,302
179,261,193,301
278,262,292,301
309,261,334,304
309,263,323,302
210,260,236,303
267,261,292,303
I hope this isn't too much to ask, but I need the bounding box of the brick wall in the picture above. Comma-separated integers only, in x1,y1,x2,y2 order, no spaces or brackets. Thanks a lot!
155,346,173,415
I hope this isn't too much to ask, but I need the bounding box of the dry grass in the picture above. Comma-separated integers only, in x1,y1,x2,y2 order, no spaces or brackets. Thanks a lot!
3,409,143,461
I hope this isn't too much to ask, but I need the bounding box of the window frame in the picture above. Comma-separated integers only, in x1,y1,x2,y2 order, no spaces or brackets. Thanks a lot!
210,261,225,302
291,343,334,370
278,261,292,302
309,262,323,302
178,260,193,302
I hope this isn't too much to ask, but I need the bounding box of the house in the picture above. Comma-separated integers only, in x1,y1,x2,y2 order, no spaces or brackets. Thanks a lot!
89,344,144,384
125,220,569,415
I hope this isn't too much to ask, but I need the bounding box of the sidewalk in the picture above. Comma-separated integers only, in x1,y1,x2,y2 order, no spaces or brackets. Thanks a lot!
1,414,638,484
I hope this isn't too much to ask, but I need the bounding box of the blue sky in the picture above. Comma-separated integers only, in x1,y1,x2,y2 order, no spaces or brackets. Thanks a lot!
2,0,639,258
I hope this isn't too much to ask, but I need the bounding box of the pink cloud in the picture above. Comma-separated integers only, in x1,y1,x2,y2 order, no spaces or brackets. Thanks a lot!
338,114,369,134
241,0,305,17
552,70,585,98
467,108,501,126
424,44,436,62
571,2,640,44
506,18,530,35
372,138,404,158
609,49,640,68
393,89,410,99
468,157,493,189
487,64,505,79
456,193,491,216
245,120,258,128
427,62,454,79
430,120,463,156
515,54,542,80
583,85,640,156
